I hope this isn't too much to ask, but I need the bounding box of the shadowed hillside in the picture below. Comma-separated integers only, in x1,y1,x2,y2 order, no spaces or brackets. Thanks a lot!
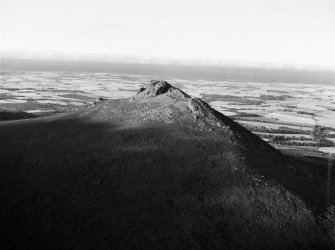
0,111,37,120
0,81,334,249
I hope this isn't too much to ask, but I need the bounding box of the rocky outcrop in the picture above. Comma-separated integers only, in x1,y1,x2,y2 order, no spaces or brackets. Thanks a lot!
93,97,107,105
136,80,172,97
135,80,189,100
188,97,232,132
153,80,171,96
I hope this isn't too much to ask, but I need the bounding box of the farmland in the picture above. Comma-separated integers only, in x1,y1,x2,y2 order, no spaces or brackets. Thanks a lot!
1,70,334,155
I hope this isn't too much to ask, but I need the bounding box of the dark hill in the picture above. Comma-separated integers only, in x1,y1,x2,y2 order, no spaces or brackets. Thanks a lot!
0,80,334,249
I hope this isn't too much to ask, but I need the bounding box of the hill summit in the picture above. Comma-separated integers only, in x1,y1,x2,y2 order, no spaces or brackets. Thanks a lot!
0,80,333,249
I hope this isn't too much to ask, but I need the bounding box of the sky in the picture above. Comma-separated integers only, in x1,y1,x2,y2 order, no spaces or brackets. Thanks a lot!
1,0,335,69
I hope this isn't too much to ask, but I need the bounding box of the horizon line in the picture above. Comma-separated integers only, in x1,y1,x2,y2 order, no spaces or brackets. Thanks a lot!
1,50,335,73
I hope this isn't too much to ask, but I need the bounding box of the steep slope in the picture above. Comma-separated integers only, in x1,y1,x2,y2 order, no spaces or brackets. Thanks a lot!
0,81,333,249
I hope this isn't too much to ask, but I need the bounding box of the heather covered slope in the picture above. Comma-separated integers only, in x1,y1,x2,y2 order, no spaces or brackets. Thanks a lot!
0,81,334,249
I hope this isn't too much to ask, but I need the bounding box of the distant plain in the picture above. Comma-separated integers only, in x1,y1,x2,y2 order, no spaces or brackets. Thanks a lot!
1,60,335,155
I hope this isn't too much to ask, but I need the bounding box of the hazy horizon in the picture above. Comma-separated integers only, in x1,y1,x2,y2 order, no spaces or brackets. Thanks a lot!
1,57,335,85
1,50,335,72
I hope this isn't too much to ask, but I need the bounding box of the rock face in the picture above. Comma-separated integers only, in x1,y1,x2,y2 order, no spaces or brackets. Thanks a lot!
136,80,188,98
93,97,107,105
188,98,215,119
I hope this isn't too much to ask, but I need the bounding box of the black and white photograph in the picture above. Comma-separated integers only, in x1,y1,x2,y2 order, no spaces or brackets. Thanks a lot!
0,0,335,249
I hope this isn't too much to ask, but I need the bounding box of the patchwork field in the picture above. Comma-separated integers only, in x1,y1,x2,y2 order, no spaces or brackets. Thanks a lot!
1,69,334,155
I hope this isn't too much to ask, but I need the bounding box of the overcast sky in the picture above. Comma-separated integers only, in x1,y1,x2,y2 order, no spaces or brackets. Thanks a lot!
1,0,334,69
